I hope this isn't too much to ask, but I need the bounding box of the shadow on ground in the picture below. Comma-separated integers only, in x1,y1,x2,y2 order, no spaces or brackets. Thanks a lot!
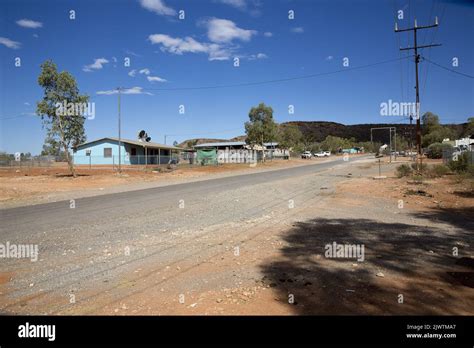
260,212,473,315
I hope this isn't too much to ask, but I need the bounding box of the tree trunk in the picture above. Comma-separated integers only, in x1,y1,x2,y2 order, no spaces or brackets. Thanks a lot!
57,117,76,178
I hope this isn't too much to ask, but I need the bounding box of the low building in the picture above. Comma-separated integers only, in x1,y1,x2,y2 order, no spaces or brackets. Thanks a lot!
73,137,182,165
455,136,474,151
193,141,287,163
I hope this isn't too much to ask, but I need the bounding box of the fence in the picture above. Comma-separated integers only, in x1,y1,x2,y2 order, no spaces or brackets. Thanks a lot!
0,156,60,168
442,149,474,165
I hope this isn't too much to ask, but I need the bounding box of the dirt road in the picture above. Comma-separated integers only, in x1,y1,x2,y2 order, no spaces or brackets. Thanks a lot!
0,155,472,315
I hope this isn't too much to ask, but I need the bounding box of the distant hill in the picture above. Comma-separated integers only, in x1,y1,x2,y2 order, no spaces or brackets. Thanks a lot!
178,138,228,148
284,121,466,144
180,121,466,148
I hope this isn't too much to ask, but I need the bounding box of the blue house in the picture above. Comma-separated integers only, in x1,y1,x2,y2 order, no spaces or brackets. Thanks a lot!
73,137,182,165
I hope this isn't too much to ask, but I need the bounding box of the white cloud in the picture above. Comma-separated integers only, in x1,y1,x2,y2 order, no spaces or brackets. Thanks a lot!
205,18,257,43
128,69,137,77
147,76,167,83
216,0,247,10
149,33,233,61
96,87,152,95
16,19,43,29
125,49,141,57
216,0,261,16
326,55,334,61
291,27,304,33
263,32,273,37
83,58,109,72
24,102,30,106
247,52,268,60
149,34,209,55
0,37,21,49
139,68,151,75
139,0,176,16
148,18,257,62
33,33,39,38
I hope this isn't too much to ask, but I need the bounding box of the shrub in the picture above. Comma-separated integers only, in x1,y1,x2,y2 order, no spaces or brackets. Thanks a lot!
396,164,412,178
410,162,428,172
413,174,424,184
426,142,452,159
426,164,450,178
448,152,470,173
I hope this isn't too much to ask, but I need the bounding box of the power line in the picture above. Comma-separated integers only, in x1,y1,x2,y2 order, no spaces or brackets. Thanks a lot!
1,56,412,122
422,56,474,79
122,56,412,92
421,1,447,98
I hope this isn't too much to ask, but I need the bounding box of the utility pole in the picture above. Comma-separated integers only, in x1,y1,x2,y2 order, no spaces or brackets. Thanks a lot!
117,87,122,173
164,135,167,145
395,17,441,158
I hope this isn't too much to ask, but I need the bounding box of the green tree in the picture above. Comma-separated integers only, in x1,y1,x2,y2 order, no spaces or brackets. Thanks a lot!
393,134,410,151
422,127,456,147
36,60,88,177
186,139,198,149
465,117,474,137
40,131,67,160
427,142,453,159
277,124,303,151
422,112,440,135
245,103,278,161
321,135,353,153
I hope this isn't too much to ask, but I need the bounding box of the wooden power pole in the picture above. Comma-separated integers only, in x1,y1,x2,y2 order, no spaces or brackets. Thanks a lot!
395,17,441,156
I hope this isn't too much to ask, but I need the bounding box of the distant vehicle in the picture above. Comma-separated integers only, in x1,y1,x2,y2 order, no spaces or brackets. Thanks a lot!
314,151,330,157
301,151,312,159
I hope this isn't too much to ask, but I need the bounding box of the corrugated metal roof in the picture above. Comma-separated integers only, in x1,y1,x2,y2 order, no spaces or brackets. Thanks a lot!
76,137,182,150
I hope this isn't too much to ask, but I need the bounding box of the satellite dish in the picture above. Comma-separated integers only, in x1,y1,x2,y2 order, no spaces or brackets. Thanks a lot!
138,130,151,142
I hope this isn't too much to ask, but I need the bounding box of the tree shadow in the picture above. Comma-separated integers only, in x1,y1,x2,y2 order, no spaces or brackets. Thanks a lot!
260,216,474,315
452,190,474,199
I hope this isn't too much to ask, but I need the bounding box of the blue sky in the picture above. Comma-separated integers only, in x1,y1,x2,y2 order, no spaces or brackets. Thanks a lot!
1,0,473,154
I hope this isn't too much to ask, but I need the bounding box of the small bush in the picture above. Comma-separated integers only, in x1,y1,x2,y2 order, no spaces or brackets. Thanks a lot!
467,165,474,177
427,142,453,159
448,152,470,173
413,174,424,184
426,164,450,178
410,162,428,172
396,164,412,178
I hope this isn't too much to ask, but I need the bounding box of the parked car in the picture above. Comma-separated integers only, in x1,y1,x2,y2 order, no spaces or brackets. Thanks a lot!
301,151,312,159
314,151,330,157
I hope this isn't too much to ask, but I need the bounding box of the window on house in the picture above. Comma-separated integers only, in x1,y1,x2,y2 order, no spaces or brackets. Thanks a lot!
104,148,112,158
131,148,137,156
